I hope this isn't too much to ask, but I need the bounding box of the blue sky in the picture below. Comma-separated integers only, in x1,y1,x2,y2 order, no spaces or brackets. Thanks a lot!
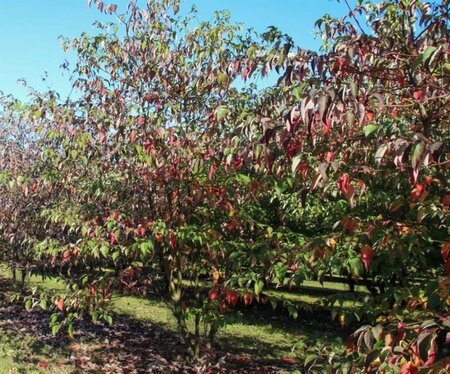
0,1,351,100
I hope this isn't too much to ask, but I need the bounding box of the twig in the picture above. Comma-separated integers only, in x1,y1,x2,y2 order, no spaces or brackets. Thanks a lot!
343,0,367,36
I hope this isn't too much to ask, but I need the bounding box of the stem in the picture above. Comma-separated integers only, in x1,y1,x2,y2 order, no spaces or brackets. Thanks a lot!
343,0,366,36
193,313,201,358
207,322,218,349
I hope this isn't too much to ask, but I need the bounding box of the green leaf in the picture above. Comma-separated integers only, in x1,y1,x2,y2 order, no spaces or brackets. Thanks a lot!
215,106,229,121
51,324,60,335
247,45,257,58
411,54,423,71
229,252,239,260
349,257,364,278
17,175,26,185
305,354,317,366
254,144,264,160
422,46,437,67
292,82,308,101
420,319,438,329
217,73,229,86
100,245,109,258
270,299,277,310
287,305,298,319
412,142,425,170
112,250,121,262
374,143,389,165
371,324,383,340
236,174,251,185
291,154,302,174
412,46,437,70
68,323,74,337
40,299,48,310
140,241,153,257
25,299,32,311
363,124,378,137
254,279,264,296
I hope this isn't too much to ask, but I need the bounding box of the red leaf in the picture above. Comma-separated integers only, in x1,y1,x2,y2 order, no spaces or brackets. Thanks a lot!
208,289,218,301
441,243,450,262
137,116,145,126
325,151,334,163
299,163,308,180
410,182,428,202
243,293,253,305
360,245,373,271
413,91,422,100
143,141,154,155
409,168,420,185
169,232,177,250
424,341,436,367
282,357,297,365
337,57,345,69
62,250,71,261
343,184,356,207
342,217,358,233
322,117,332,136
109,231,117,246
400,362,418,374
154,231,163,242
337,174,350,194
55,297,64,312
225,201,235,212
309,173,322,191
134,225,146,237
223,288,238,306
105,4,117,13
208,164,216,181
99,130,106,143
356,179,366,195
365,110,375,122
38,361,49,368
416,183,426,197
442,195,450,207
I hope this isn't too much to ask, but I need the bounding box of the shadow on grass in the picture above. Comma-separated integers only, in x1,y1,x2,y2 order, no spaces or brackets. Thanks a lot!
218,302,348,361
1,274,349,373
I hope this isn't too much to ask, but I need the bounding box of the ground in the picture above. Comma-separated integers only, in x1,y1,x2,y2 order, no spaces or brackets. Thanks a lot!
0,272,350,373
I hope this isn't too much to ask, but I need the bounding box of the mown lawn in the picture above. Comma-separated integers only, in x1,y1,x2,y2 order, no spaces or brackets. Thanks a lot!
0,267,351,373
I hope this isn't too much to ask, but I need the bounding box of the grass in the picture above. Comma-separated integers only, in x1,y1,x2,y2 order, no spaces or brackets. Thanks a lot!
111,295,347,360
0,266,351,372
0,318,75,374
111,295,177,328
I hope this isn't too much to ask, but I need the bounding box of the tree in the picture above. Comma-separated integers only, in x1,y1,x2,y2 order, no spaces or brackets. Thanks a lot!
221,0,450,369
1,0,449,369
0,0,273,357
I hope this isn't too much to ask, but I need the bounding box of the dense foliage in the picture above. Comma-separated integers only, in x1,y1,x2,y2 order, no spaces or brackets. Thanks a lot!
1,0,449,371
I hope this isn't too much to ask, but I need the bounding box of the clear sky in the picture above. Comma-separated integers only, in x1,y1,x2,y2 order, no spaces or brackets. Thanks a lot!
0,1,351,100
